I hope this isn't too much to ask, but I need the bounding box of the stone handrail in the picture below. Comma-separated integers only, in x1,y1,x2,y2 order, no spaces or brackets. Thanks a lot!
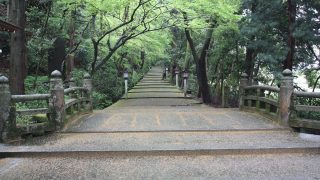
290,91,320,129
0,70,93,141
294,91,320,98
244,85,280,93
64,87,88,94
11,94,50,102
241,84,280,120
240,69,320,131
64,84,92,117
10,94,51,122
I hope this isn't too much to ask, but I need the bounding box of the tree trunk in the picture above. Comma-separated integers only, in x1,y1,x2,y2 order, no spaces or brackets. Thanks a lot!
184,42,190,71
140,51,145,69
183,12,214,104
184,24,202,98
9,0,27,95
284,0,296,70
245,48,255,81
198,24,214,104
91,41,99,74
245,2,257,82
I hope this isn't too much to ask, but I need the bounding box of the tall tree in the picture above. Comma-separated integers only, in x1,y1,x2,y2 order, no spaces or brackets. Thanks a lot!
284,0,296,70
85,0,172,75
243,1,257,81
172,0,241,104
183,12,214,103
8,0,27,94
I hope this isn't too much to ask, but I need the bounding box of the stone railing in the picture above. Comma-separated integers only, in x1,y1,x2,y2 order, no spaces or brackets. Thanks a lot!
0,70,93,141
290,91,320,129
240,69,320,130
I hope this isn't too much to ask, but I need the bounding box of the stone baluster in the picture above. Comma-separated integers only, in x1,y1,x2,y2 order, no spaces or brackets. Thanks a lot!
68,76,78,114
0,76,11,141
253,77,262,111
49,70,65,130
69,77,77,98
83,73,93,112
69,77,76,88
278,69,294,126
239,73,249,110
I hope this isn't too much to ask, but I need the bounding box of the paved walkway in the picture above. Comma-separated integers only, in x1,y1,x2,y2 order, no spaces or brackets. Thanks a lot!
1,67,320,179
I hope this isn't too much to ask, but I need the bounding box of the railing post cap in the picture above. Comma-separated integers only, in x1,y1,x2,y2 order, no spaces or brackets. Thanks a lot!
51,70,62,78
84,73,91,79
241,73,248,78
0,75,9,84
282,69,292,76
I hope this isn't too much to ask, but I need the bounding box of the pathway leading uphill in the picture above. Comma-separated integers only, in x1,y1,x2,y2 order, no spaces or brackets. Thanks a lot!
1,67,320,179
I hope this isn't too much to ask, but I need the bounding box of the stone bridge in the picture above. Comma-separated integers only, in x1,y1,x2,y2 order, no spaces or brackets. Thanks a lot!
0,67,319,179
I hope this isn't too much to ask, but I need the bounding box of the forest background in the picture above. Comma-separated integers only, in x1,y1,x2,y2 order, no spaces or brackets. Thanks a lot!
0,0,319,110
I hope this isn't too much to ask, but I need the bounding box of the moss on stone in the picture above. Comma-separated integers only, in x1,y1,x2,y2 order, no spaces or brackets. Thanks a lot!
32,114,48,123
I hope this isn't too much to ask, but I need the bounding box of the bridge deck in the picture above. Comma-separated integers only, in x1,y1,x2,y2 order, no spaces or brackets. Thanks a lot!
1,67,319,179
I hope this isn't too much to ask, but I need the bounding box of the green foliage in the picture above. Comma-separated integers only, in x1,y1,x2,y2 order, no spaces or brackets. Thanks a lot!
24,76,49,94
32,114,48,123
71,68,87,86
92,91,113,109
305,70,320,90
240,0,320,77
295,97,320,120
21,0,320,109
92,62,123,105
16,76,50,125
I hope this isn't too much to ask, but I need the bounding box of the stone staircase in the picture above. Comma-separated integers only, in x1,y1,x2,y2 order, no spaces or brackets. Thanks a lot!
0,67,319,179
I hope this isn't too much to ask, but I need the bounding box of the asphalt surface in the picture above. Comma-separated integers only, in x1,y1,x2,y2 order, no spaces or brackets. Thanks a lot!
0,66,320,179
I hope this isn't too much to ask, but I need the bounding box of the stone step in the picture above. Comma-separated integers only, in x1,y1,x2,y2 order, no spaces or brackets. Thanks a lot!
1,147,319,158
112,98,200,106
141,77,163,79
127,93,184,98
135,83,171,86
141,76,163,78
1,130,319,153
129,89,181,93
129,90,182,94
132,86,178,89
1,152,319,179
139,80,169,82
143,75,162,78
140,79,163,81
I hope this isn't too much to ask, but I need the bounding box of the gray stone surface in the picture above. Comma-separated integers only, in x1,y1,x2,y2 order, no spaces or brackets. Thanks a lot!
1,154,320,179
0,130,319,152
64,107,282,132
0,66,320,179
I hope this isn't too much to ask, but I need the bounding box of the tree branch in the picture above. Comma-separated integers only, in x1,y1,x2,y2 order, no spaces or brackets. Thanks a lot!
183,12,199,62
96,0,151,43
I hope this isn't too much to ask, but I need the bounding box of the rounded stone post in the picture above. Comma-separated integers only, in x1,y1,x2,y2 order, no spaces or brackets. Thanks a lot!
239,73,249,109
278,69,294,126
68,77,77,99
83,73,93,111
49,70,65,130
175,73,179,87
0,76,11,141
183,78,187,97
69,77,76,88
83,73,93,94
